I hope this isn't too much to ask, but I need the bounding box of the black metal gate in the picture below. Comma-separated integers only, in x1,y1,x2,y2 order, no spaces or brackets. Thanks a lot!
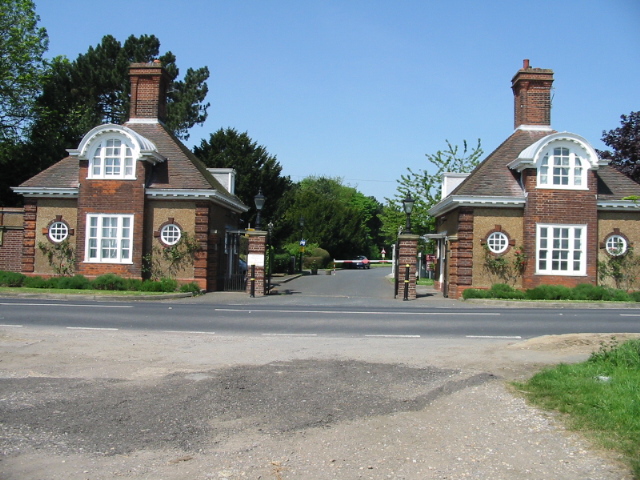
219,230,248,292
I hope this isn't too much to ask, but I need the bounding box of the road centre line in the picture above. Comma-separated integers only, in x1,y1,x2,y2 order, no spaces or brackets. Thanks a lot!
163,330,216,335
0,302,132,308
620,314,640,317
67,327,119,331
365,334,421,338
0,324,23,328
215,308,500,316
466,335,522,339
262,333,318,337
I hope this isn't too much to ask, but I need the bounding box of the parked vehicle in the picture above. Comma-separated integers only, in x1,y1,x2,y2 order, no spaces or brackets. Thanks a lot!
355,255,370,269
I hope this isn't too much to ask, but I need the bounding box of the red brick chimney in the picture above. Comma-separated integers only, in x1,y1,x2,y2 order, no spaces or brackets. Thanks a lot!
128,61,170,122
511,59,554,130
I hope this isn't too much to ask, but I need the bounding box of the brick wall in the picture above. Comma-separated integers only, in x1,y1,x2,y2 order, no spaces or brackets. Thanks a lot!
447,208,474,299
0,208,25,273
129,62,170,122
511,61,554,129
75,159,147,279
521,168,598,289
398,234,419,300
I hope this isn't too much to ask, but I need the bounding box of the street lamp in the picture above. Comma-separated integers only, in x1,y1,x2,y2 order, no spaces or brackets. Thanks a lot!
254,189,266,230
267,221,274,294
402,193,415,234
299,216,305,272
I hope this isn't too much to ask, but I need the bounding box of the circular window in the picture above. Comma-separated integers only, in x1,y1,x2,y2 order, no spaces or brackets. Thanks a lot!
48,221,69,243
605,235,628,256
160,224,182,245
486,231,509,254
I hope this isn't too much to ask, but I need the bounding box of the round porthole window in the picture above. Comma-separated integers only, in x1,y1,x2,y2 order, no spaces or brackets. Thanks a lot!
160,224,182,245
605,234,628,256
486,231,509,254
48,221,69,243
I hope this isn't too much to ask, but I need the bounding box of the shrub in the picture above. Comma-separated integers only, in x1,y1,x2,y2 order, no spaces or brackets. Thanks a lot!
490,283,526,299
124,278,143,291
273,253,294,273
55,275,91,290
159,277,178,292
179,282,202,295
0,270,26,287
630,291,640,302
23,276,51,288
92,274,127,291
571,283,609,301
140,280,164,292
525,284,573,300
462,288,491,299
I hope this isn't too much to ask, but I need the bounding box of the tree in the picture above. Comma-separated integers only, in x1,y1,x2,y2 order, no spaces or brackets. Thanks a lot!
279,176,382,259
599,111,640,182
1,34,210,205
380,139,483,242
193,128,293,228
0,0,48,142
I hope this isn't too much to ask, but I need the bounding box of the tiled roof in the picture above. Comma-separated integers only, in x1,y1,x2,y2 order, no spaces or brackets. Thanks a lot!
19,156,79,188
451,129,554,197
18,121,245,208
448,128,640,201
597,165,640,200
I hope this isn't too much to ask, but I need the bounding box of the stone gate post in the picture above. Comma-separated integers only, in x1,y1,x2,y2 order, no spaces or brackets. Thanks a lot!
398,233,419,300
245,230,267,296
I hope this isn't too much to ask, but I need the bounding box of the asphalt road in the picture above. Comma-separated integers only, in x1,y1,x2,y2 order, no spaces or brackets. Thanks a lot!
1,267,639,339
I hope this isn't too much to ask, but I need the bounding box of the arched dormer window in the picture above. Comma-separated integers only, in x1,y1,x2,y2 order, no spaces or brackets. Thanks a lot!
90,137,135,179
68,124,166,180
538,145,586,188
509,133,604,191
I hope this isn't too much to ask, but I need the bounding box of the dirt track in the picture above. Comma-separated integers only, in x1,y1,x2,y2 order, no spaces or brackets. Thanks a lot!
1,327,638,479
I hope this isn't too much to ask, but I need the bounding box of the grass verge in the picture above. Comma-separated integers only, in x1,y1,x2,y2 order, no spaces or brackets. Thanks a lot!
515,338,640,478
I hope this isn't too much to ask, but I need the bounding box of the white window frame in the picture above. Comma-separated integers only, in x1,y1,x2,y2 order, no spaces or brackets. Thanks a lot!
88,137,136,180
537,145,587,190
48,221,69,243
486,231,509,254
605,234,628,256
536,224,587,276
160,224,182,246
85,214,134,264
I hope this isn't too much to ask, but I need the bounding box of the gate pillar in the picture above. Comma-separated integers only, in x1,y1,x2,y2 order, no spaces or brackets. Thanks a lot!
245,230,267,296
398,233,419,300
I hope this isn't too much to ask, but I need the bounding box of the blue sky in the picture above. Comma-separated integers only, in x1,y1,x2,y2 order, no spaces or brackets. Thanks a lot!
36,0,639,203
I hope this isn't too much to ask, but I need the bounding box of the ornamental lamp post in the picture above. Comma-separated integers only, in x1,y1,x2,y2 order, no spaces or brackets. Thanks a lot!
299,216,305,272
402,193,415,234
254,189,266,230
267,221,274,294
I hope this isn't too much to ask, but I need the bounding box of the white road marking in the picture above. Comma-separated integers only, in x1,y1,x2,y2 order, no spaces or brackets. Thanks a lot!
163,330,216,335
0,324,22,328
620,314,640,317
215,308,500,316
262,333,318,337
365,334,421,338
466,335,522,339
0,303,132,308
66,327,118,331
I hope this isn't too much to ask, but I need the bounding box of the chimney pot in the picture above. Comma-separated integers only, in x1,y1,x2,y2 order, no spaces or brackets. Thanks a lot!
523,59,530,69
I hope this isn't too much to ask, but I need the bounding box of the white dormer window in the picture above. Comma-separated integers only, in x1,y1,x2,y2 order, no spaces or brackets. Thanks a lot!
89,138,135,179
538,146,586,189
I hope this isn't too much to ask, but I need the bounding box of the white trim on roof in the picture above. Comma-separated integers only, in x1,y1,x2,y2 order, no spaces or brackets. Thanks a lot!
67,124,166,165
516,125,554,132
11,187,79,198
597,200,640,211
428,195,526,217
508,132,605,172
146,188,249,213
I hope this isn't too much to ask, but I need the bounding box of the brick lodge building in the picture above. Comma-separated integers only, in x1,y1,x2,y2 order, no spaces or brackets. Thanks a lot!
427,60,640,298
0,62,248,290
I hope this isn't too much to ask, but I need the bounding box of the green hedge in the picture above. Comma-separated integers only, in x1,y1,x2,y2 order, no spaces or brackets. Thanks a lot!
463,283,640,302
0,270,189,293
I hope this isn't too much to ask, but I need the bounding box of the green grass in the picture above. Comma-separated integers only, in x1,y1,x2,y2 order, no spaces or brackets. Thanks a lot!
515,338,640,477
0,287,173,296
417,277,434,286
